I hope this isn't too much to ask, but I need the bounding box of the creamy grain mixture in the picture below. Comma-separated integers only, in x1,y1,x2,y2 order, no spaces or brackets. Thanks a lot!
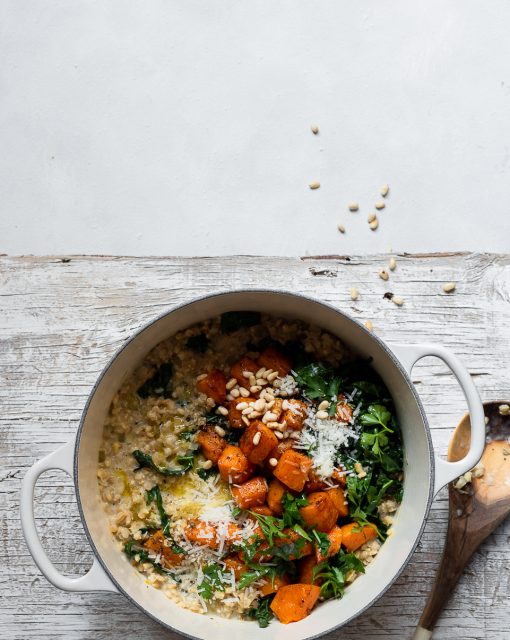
97,312,402,626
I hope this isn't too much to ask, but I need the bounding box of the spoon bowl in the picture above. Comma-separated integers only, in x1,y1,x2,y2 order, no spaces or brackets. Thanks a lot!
413,401,510,639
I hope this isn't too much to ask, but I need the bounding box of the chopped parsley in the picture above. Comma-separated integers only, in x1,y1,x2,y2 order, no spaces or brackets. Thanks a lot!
197,563,231,600
246,594,274,628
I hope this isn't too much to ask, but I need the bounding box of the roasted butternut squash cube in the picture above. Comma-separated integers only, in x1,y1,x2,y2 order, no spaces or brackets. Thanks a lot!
282,399,308,430
299,491,339,532
258,346,292,377
217,445,255,484
196,369,227,404
274,449,312,492
230,356,259,389
239,420,278,464
231,476,268,510
196,426,226,463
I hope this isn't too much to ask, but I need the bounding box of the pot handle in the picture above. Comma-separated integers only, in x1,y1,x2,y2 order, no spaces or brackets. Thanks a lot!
20,439,118,592
391,343,485,496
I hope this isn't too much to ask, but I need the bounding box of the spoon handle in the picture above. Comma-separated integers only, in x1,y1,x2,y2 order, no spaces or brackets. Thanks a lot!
413,489,479,638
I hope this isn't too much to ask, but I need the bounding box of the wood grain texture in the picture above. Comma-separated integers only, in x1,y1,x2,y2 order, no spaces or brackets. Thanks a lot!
1,253,509,640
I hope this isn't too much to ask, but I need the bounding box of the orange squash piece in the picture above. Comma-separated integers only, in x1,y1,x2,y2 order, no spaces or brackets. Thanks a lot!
315,525,343,562
231,476,268,510
249,504,274,516
217,445,255,484
185,519,242,549
223,556,247,580
282,399,308,431
267,478,287,515
196,369,227,404
143,530,182,567
230,356,259,389
258,346,292,377
326,486,349,518
299,491,339,532
228,397,257,429
340,522,378,552
239,420,279,464
270,583,321,624
259,573,290,596
336,395,353,423
298,555,321,585
274,449,312,492
196,426,226,463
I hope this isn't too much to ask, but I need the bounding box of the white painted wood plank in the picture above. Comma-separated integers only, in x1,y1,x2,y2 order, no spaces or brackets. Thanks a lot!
1,253,509,640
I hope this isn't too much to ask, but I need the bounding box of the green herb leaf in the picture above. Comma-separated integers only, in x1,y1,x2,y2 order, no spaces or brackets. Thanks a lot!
281,492,308,527
311,530,331,557
146,485,185,554
132,450,194,477
313,550,365,600
185,333,210,353
360,404,392,430
295,363,341,401
197,563,231,600
123,540,180,581
249,512,286,547
220,311,261,334
137,363,173,399
246,594,275,628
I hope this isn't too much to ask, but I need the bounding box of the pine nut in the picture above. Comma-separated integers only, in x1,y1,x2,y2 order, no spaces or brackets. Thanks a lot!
367,212,377,223
389,257,397,271
316,410,329,420
196,373,208,382
236,402,248,410
231,388,240,398
214,426,226,437
364,320,374,331
248,411,260,419
348,202,359,212
381,184,389,197
254,399,265,412
249,375,257,387
262,369,273,379
242,371,253,378
252,432,261,446
350,287,359,301
202,460,213,470
239,388,250,397
379,269,389,281
226,394,233,401
256,368,266,378
311,124,319,134
206,397,215,408
264,412,278,422
318,400,330,411
267,371,279,382
309,181,321,190
337,223,346,233
256,378,267,386
375,202,385,210
250,385,262,393
392,296,404,306
269,458,278,467
369,218,379,230
217,406,228,416
442,282,456,293
274,430,284,440
226,378,238,390
242,416,250,427
499,404,510,416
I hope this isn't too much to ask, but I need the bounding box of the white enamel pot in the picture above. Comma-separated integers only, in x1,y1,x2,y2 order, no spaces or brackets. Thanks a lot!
21,290,485,640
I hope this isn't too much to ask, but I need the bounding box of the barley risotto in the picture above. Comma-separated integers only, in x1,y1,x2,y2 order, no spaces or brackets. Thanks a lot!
97,312,403,626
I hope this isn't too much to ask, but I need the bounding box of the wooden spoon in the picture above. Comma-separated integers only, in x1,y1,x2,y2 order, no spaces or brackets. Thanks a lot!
413,401,510,640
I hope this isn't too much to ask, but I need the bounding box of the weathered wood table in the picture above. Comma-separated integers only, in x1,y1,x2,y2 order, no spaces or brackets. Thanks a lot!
2,254,509,640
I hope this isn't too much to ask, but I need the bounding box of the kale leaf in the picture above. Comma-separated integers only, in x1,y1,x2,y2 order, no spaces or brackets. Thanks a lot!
220,311,261,334
146,485,185,554
197,563,231,600
186,333,210,353
137,363,173,399
246,594,275,628
132,450,194,477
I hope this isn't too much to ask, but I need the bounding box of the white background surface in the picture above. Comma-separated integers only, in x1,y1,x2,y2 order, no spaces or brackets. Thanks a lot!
1,0,509,256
